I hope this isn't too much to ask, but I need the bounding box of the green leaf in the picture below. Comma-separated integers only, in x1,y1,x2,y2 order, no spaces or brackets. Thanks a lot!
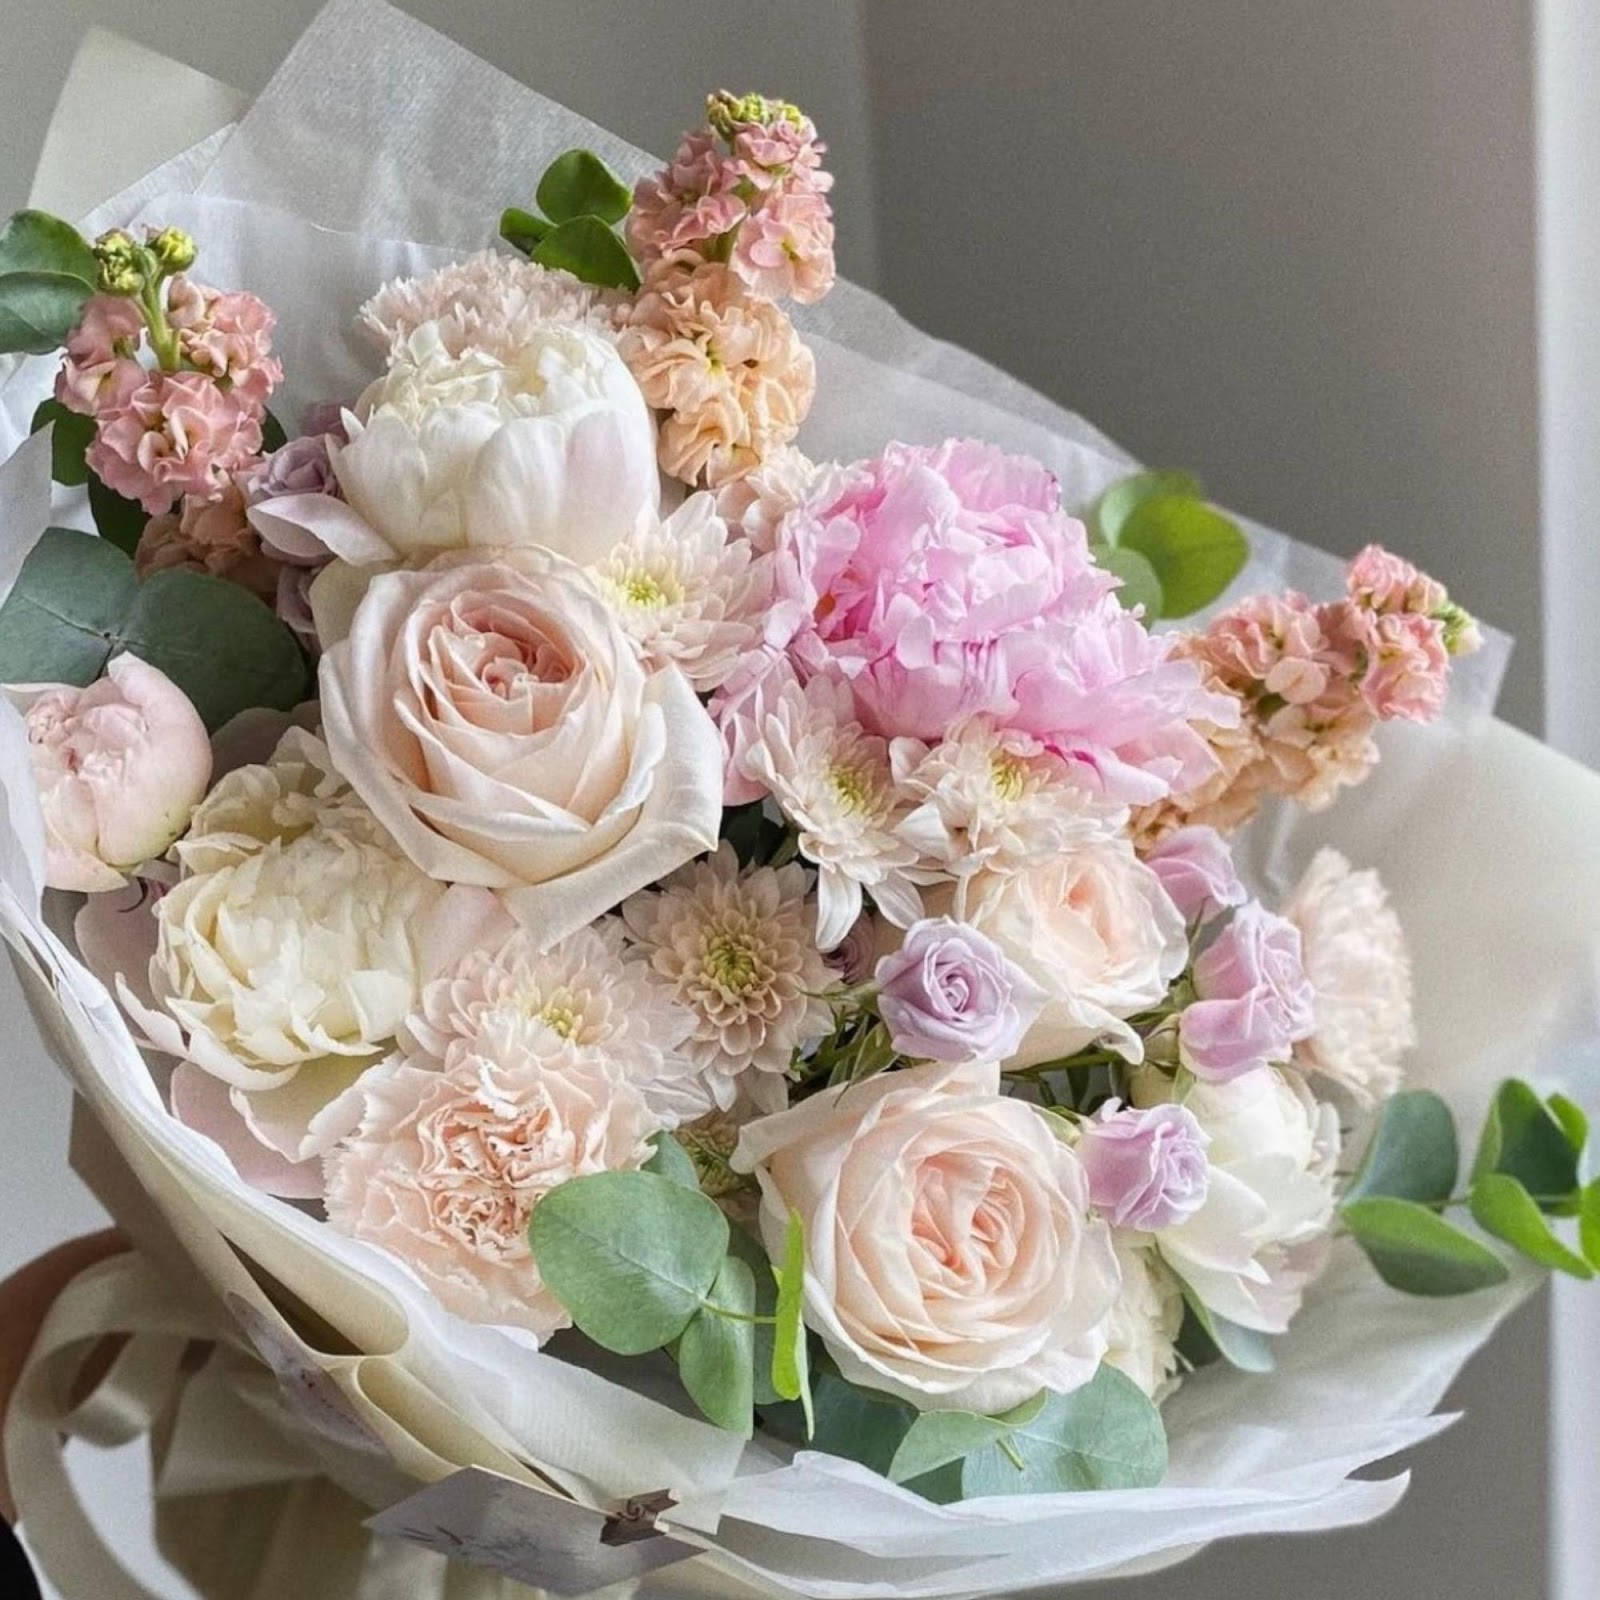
804,1374,916,1475
1089,542,1164,618
1342,1196,1511,1296
1580,1179,1600,1269
1091,469,1203,546
771,1209,811,1430
29,398,95,488
1343,1089,1460,1206
720,800,787,867
1549,1094,1589,1160
1116,494,1249,617
531,216,641,291
0,526,135,684
959,1366,1167,1497
500,206,552,256
261,408,289,455
86,469,149,557
1471,1079,1580,1210
678,1254,756,1434
528,1169,730,1355
888,1393,1047,1485
1178,1288,1275,1373
0,272,94,355
0,211,97,285
728,1225,782,1406
643,1130,700,1190
1469,1173,1593,1278
536,150,634,227
122,569,309,730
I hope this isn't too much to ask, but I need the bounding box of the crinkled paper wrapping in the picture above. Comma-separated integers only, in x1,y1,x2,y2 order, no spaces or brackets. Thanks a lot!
2,3,1598,1595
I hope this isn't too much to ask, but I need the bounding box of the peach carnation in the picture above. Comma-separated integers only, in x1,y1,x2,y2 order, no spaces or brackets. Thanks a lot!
324,1046,657,1338
618,261,815,486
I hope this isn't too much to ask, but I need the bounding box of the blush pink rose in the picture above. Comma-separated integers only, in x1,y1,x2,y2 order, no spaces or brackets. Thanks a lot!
733,1059,1120,1413
317,547,722,946
5,654,212,892
1180,903,1316,1081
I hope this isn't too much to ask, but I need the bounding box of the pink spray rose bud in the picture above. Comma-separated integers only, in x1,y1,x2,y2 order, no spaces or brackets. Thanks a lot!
7,654,213,892
1143,825,1247,924
1076,1100,1210,1231
1180,902,1316,1081
874,916,1047,1064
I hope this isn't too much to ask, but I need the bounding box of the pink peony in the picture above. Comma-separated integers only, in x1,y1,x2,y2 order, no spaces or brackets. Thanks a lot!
769,439,1234,803
1180,903,1316,1081
88,370,264,514
54,294,146,417
1076,1100,1211,1232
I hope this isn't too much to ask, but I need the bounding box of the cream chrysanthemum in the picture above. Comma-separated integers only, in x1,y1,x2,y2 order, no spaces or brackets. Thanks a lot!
893,719,1126,894
324,1044,656,1339
359,250,625,361
621,843,835,1112
1283,848,1416,1105
713,445,820,554
596,492,771,691
406,920,708,1126
737,673,924,947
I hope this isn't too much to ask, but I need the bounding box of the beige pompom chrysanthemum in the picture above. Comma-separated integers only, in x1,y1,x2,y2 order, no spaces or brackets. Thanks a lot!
621,843,835,1113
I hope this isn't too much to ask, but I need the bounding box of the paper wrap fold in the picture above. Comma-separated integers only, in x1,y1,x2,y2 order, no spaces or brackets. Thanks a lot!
2,5,1598,1597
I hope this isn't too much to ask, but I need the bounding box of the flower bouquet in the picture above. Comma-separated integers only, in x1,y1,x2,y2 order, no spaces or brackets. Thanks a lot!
3,5,1600,1597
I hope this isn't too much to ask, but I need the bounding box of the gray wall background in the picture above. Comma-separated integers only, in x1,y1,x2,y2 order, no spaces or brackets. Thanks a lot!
0,3,1548,1597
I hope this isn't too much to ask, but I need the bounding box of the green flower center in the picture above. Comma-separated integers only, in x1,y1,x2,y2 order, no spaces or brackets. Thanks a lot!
704,933,760,994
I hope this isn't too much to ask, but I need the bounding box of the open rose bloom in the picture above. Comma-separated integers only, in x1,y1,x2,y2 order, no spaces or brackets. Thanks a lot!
2,7,1600,1600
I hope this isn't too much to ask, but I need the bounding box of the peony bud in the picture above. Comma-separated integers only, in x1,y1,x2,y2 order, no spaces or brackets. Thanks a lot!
6,654,213,892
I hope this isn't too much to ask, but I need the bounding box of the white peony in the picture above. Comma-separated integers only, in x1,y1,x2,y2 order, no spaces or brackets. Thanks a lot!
962,838,1189,1068
121,730,500,1166
1284,848,1417,1105
329,319,657,568
1103,1235,1186,1401
1136,1064,1340,1334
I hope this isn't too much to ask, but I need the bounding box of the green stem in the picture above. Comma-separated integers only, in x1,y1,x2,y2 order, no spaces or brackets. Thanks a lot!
997,1435,1027,1471
699,1303,778,1326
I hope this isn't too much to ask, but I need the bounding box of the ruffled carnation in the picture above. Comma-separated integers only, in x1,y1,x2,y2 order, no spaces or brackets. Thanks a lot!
619,261,816,486
324,1046,656,1339
595,492,771,690
1284,848,1416,1105
621,843,836,1113
359,250,624,360
88,369,263,514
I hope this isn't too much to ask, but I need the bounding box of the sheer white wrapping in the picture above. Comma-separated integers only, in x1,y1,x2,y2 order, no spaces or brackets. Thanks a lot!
1,4,1595,1595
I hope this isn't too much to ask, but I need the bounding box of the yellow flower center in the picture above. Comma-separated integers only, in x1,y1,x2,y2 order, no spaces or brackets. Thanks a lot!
704,933,760,995
990,752,1027,802
829,762,874,815
539,1000,579,1039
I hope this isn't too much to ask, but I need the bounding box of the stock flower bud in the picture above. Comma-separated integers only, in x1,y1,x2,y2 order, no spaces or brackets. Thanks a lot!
93,229,145,295
147,225,197,274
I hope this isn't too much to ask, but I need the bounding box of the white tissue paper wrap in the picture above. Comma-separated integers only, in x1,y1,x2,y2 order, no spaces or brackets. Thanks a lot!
3,4,1599,1597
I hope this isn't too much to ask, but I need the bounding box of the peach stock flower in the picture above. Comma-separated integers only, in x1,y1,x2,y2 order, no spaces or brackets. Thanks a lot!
136,477,280,601
619,261,816,486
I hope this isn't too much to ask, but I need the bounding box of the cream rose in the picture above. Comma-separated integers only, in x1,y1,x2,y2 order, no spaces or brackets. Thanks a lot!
318,547,722,945
733,1060,1120,1413
331,319,658,568
1135,1064,1340,1333
962,839,1189,1068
